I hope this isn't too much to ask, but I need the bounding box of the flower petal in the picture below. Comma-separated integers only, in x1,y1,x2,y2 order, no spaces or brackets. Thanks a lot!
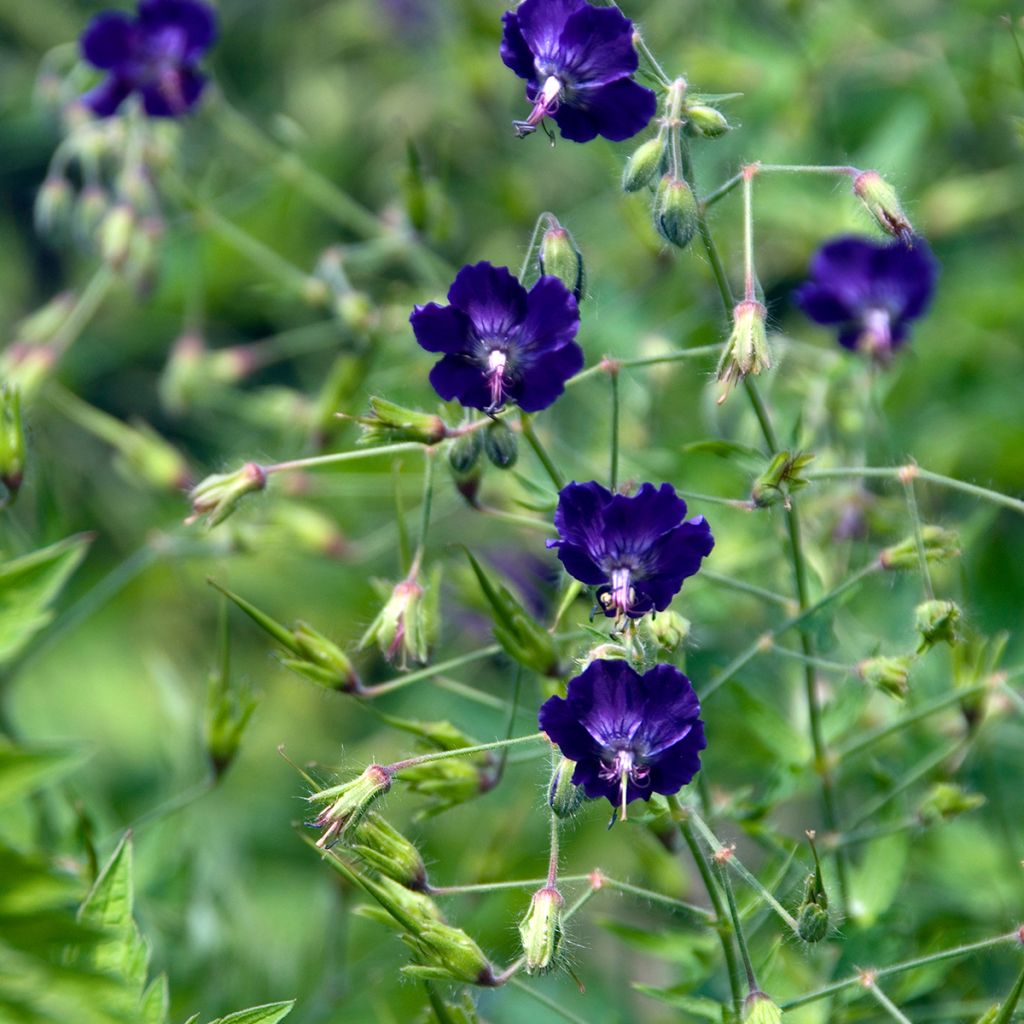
601,483,689,555
139,67,206,116
410,302,475,354
794,282,854,325
637,664,702,755
81,12,137,70
553,480,613,556
539,694,600,764
556,78,656,142
515,0,586,61
550,541,606,587
81,75,133,117
447,262,528,339
500,10,536,81
573,659,646,748
518,276,580,356
511,341,584,412
139,0,218,58
874,238,937,320
428,354,491,410
648,724,706,795
557,4,638,87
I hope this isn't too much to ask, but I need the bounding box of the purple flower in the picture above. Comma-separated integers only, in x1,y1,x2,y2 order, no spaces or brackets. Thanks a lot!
80,0,217,118
794,235,937,361
500,0,657,142
539,659,706,818
548,481,713,619
410,262,583,413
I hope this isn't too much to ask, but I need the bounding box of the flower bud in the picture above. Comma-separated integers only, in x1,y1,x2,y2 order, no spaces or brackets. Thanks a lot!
360,578,429,668
0,385,26,506
34,176,73,236
483,419,518,469
717,301,772,404
742,991,783,1024
853,171,914,243
400,756,497,818
288,622,360,691
915,599,961,652
622,136,664,192
98,202,136,269
448,429,483,475
308,764,393,849
187,462,267,527
858,655,912,700
647,610,690,653
401,919,496,985
74,184,110,242
653,175,699,249
518,886,564,975
685,104,731,139
0,344,56,400
355,397,447,446
349,812,428,890
918,782,985,825
548,757,584,819
880,526,960,571
752,450,814,509
204,621,258,779
796,833,830,943
539,220,585,300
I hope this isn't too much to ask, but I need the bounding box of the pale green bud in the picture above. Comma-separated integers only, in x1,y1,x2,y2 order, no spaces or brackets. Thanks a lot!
400,757,493,819
518,886,564,975
400,919,495,986
915,599,962,652
548,757,584,819
309,764,393,849
187,462,267,527
34,176,73,236
622,136,664,192
288,622,360,691
483,420,518,469
13,291,75,344
880,527,960,571
539,220,585,300
853,170,914,242
742,992,783,1024
0,385,26,505
360,578,430,668
858,655,913,700
74,184,110,242
647,611,691,652
653,175,699,249
717,300,771,404
918,782,985,824
355,396,447,445
685,104,730,139
0,345,56,400
752,450,814,509
349,812,428,890
98,202,136,268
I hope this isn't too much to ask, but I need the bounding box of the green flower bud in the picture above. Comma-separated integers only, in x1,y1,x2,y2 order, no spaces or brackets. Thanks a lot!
518,886,564,975
360,577,430,668
188,462,268,527
796,832,830,943
349,812,428,890
548,757,584,819
0,345,56,401
98,202,136,269
751,449,814,509
918,782,985,825
539,220,585,300
308,764,393,849
355,396,447,446
880,526,961,571
742,991,783,1024
915,599,962,652
853,170,914,242
653,175,699,249
400,919,495,986
0,385,26,506
622,136,664,193
354,873,447,929
288,622,360,691
483,419,518,469
647,611,691,653
335,291,375,334
717,300,772,404
448,429,484,475
34,176,73,236
203,617,258,779
685,103,730,139
400,757,495,819
74,184,110,242
858,655,913,700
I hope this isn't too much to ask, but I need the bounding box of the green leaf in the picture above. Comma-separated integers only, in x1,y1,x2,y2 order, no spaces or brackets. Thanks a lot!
730,684,813,766
209,1000,295,1024
140,975,169,1024
0,739,90,806
848,832,909,926
0,534,92,664
682,439,764,467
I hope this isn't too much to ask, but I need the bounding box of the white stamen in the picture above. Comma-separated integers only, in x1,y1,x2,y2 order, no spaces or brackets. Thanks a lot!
610,567,632,615
486,349,508,409
861,308,892,356
540,75,562,105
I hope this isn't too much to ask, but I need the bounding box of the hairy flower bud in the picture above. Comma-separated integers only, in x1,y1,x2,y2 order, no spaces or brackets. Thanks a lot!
288,623,360,691
752,450,814,509
360,577,430,668
918,782,985,825
483,419,518,469
858,655,913,700
853,170,914,242
308,764,393,849
796,833,830,943
685,103,730,139
653,175,698,249
187,462,267,527
622,136,664,192
717,301,772,404
915,599,962,652
349,812,428,890
539,221,586,301
647,610,691,653
548,757,585,819
0,385,26,506
518,886,564,975
742,991,783,1024
880,527,960,571
355,397,447,446
448,429,484,476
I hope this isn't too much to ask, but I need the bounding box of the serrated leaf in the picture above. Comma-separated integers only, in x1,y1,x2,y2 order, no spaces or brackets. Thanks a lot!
0,534,92,664
0,739,91,806
209,999,295,1024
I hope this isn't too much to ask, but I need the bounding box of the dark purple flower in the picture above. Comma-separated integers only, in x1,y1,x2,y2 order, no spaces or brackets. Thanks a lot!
794,235,937,361
501,0,656,143
539,659,706,818
80,0,217,118
410,262,583,413
548,481,713,619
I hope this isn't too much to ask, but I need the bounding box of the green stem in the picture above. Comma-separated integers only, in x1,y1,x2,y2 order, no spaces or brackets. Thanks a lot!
265,441,427,475
386,732,546,773
408,447,436,579
51,266,117,357
520,413,565,490
360,643,502,697
902,474,934,599
565,344,725,387
701,570,795,610
865,981,914,1024
770,644,852,674
518,211,555,282
716,863,758,994
993,962,1024,1024
742,167,755,301
507,979,590,1024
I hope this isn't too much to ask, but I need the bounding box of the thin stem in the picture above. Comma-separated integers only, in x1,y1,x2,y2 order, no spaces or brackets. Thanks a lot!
546,806,560,888
865,980,914,1024
478,506,554,533
408,447,436,579
716,864,757,994
902,474,934,599
565,345,725,387
701,570,795,610
507,979,590,1024
741,167,755,301
360,643,502,697
770,644,852,674
51,266,116,357
265,441,427,475
518,211,554,282
780,933,1017,1009
831,816,920,851
520,413,565,490
609,366,620,492
701,171,744,210
754,163,859,176
386,731,546,773
632,28,673,87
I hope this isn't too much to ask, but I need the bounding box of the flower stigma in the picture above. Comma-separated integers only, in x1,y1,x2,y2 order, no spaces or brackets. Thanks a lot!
515,75,563,138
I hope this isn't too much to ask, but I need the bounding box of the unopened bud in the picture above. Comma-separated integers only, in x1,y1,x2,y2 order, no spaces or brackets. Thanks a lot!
915,599,961,652
448,429,483,475
918,782,985,824
518,886,564,975
548,757,584,819
752,450,814,508
308,764,393,849
355,396,447,445
858,655,912,700
647,610,690,652
74,184,110,242
34,176,73,236
622,136,664,192
98,202,135,268
0,345,56,400
880,527,960,571
399,756,496,817
539,221,585,301
653,175,698,249
288,622,360,691
401,919,495,985
187,462,267,527
853,171,914,243
685,103,730,139
336,291,375,334
483,419,518,469
0,386,26,505
717,300,771,403
360,577,430,668
797,833,830,943
350,812,428,890
742,991,783,1024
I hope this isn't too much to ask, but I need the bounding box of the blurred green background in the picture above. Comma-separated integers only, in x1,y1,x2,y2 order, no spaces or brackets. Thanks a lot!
2,0,1024,1021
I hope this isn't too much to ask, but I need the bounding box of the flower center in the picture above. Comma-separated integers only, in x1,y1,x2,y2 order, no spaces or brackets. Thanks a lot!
514,75,563,138
485,348,508,410
599,565,637,619
598,748,651,821
859,308,893,358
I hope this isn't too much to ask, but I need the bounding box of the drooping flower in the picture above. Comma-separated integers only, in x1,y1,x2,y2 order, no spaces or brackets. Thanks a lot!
80,0,217,118
539,659,706,819
547,481,713,619
794,235,937,361
500,0,657,143
410,262,583,413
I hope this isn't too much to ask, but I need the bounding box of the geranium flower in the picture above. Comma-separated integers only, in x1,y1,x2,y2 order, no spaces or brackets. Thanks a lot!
500,0,657,142
794,235,937,361
410,262,583,413
539,659,706,819
548,481,713,619
80,0,217,118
